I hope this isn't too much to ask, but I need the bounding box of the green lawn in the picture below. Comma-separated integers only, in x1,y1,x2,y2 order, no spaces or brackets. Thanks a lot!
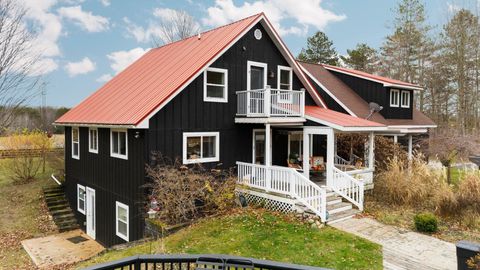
79,210,382,270
0,159,58,269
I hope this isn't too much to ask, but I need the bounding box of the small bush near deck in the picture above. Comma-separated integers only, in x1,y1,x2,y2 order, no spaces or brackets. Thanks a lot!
414,213,438,233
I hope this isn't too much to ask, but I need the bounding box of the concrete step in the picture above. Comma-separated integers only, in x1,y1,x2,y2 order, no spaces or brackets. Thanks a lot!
44,192,64,198
327,202,352,214
326,208,361,225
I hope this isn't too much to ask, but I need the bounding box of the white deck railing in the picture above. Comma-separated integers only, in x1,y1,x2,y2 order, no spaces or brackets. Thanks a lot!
237,162,326,221
331,167,364,210
236,88,305,117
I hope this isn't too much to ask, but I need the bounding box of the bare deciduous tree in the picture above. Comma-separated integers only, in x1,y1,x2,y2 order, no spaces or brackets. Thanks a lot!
151,10,200,47
0,0,41,132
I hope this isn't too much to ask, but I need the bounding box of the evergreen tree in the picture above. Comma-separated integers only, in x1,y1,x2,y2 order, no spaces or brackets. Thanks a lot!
298,31,339,65
341,43,378,73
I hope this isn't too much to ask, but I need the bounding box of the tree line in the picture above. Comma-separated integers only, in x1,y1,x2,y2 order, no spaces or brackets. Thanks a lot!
298,0,480,135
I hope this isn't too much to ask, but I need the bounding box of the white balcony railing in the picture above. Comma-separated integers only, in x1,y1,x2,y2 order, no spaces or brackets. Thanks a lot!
236,87,305,117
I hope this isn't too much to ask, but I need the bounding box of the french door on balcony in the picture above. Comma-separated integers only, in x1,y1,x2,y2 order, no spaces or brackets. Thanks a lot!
247,61,268,115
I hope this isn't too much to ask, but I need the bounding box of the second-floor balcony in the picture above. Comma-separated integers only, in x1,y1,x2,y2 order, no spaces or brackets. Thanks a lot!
236,87,305,118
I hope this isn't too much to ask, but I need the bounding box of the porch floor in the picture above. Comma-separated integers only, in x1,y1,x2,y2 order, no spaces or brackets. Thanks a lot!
21,229,104,269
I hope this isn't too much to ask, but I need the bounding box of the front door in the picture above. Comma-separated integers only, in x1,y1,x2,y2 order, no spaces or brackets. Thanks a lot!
86,187,96,239
253,130,265,165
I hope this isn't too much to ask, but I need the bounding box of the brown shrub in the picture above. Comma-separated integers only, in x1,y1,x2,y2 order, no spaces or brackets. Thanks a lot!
145,154,236,225
374,136,408,172
434,184,459,217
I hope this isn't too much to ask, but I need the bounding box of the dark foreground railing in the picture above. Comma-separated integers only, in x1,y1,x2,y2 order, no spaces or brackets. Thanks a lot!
82,254,331,270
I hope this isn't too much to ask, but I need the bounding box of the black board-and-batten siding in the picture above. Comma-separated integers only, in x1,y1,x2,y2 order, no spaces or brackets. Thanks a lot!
64,126,147,247
64,22,318,247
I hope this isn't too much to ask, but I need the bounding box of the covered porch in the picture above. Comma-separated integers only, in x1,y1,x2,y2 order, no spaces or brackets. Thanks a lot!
236,107,387,222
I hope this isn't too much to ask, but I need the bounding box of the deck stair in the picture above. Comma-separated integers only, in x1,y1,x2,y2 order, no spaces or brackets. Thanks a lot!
43,186,79,232
298,189,361,224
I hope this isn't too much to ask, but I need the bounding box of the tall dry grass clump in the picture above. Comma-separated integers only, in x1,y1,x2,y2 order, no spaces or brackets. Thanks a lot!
374,155,442,206
457,173,480,213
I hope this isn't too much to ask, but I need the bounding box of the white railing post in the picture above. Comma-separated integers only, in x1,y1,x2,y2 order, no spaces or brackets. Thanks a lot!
359,182,364,211
300,88,305,117
320,187,327,221
265,86,271,117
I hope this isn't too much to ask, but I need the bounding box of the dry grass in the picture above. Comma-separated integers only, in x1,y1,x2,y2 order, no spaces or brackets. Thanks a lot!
370,156,480,241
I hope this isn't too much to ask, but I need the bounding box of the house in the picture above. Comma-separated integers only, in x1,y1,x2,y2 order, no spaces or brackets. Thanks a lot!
54,13,435,247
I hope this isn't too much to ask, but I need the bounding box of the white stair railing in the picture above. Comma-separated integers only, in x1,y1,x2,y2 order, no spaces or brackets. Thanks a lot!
237,162,327,221
331,166,364,210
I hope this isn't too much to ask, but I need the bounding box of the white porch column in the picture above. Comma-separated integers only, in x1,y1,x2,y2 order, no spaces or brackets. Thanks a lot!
407,134,413,160
326,129,335,186
393,135,398,144
303,129,310,178
265,124,271,166
368,132,375,170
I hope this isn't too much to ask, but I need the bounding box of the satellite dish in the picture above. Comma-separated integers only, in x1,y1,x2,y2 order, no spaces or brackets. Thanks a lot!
366,102,383,120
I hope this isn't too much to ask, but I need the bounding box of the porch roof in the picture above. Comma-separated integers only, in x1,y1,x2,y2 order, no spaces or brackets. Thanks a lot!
305,106,387,132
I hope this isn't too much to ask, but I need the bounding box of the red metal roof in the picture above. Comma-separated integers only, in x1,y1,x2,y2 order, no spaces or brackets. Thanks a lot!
305,106,385,129
322,64,421,89
56,14,264,126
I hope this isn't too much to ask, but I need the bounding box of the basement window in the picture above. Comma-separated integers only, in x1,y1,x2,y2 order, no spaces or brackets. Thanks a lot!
110,129,128,160
77,184,86,214
183,132,220,164
72,127,80,160
89,128,98,154
401,90,410,108
204,67,228,102
390,89,400,107
115,201,129,241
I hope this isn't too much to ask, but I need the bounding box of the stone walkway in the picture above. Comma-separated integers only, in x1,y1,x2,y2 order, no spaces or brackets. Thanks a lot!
22,229,104,269
330,217,457,270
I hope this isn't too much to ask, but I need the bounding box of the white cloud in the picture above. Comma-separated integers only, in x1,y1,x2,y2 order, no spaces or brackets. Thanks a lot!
100,0,110,7
58,5,109,32
202,0,346,36
65,57,96,76
96,73,113,82
107,47,150,74
124,8,201,43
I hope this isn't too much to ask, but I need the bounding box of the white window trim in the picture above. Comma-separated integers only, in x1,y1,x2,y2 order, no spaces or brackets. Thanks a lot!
390,89,400,107
77,184,86,215
277,65,293,90
203,67,228,103
110,129,128,160
401,90,410,108
72,127,80,160
115,201,129,242
247,61,268,91
183,132,220,164
88,127,98,154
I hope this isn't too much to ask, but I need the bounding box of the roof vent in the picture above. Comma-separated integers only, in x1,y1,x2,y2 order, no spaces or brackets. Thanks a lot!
197,32,201,40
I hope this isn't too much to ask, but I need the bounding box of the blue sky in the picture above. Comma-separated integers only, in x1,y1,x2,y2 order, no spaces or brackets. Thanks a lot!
22,0,475,107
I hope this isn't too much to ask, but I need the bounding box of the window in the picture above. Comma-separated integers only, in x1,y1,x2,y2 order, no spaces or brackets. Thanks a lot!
72,127,80,159
89,128,98,153
111,129,128,159
77,184,86,214
277,66,292,90
401,90,410,108
204,67,228,102
115,201,129,241
183,132,220,164
390,89,400,107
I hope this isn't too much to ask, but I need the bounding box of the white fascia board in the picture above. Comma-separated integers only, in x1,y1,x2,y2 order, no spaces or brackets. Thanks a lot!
300,66,357,117
53,122,137,129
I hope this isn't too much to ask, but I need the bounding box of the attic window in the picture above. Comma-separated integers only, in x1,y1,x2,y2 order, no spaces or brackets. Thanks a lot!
390,89,399,107
401,90,410,108
204,67,228,103
111,129,128,160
